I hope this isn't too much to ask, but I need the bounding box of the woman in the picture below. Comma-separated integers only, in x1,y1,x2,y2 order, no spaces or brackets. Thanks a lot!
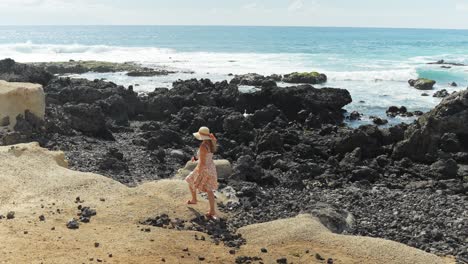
185,126,219,219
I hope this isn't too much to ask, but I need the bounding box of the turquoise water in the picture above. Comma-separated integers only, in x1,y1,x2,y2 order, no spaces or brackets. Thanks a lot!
1,26,467,126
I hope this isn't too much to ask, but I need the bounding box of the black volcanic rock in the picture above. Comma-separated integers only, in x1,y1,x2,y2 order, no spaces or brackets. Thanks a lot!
393,89,468,162
230,73,278,88
63,103,114,140
0,58,53,86
408,78,436,90
238,85,351,125
433,89,449,98
282,71,327,84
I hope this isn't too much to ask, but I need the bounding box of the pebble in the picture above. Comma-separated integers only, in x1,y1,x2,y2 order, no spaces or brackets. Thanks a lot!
6,211,15,220
66,219,79,229
276,257,287,264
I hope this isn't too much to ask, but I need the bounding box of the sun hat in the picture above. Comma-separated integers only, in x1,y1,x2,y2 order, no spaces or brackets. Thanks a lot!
193,126,217,141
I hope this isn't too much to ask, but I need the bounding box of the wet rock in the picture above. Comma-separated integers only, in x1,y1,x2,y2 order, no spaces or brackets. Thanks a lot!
230,73,277,88
449,82,458,87
348,111,362,121
127,69,176,77
433,89,449,98
408,78,436,90
386,106,408,117
371,116,388,126
427,59,466,66
282,71,327,84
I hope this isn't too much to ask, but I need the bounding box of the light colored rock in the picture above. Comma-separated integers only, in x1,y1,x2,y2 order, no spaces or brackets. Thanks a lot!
239,214,452,264
174,159,233,180
0,80,45,129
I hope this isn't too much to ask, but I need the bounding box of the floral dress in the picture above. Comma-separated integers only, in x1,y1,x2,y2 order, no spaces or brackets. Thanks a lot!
185,142,218,192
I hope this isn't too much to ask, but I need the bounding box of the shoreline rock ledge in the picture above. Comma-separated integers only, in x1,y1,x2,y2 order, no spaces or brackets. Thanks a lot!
0,80,45,129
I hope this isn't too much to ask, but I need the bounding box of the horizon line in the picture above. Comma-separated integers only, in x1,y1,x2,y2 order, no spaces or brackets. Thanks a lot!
1,24,468,30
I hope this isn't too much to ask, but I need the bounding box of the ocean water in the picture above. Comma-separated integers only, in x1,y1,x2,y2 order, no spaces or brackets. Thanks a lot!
1,26,467,126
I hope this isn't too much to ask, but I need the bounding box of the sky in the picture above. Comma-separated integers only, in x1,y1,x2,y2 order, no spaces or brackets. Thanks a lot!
0,0,468,29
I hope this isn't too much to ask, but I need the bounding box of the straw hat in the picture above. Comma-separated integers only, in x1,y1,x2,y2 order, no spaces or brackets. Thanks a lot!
193,126,215,141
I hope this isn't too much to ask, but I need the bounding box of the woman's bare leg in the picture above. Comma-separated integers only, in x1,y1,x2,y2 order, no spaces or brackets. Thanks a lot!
188,185,197,204
206,190,216,215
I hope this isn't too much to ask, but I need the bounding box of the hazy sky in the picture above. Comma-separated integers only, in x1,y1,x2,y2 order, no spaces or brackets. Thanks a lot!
0,0,468,29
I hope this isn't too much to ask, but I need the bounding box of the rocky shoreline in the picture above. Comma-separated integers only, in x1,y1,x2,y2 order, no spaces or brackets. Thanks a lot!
0,59,467,262
28,60,178,77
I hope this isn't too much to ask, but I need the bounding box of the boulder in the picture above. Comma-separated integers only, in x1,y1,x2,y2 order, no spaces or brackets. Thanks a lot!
408,78,436,90
393,89,468,162
282,72,327,84
230,73,277,88
256,131,283,153
386,106,408,117
371,116,388,126
430,159,459,179
309,203,354,234
433,89,449,98
0,80,45,130
238,85,351,125
63,103,114,140
144,89,177,120
250,104,282,127
350,166,380,182
439,133,461,153
146,129,183,149
230,155,269,184
348,111,361,121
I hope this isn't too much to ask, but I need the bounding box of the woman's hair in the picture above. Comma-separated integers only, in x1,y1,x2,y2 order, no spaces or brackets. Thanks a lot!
204,139,217,153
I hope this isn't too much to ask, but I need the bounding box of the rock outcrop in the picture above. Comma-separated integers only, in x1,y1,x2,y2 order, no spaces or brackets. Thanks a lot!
0,58,52,86
408,78,436,90
282,71,327,84
393,89,468,163
0,80,45,130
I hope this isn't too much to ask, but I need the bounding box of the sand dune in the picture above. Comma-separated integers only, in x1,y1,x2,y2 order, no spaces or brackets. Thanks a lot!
0,143,454,263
